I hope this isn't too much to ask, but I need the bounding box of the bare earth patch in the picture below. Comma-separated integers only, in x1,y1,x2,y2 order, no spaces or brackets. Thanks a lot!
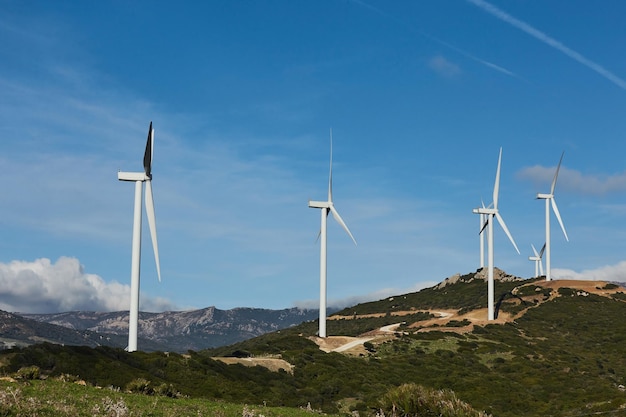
214,356,294,374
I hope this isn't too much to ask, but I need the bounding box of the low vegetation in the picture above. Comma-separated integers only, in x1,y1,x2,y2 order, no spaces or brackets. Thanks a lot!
379,383,491,417
2,275,626,416
0,377,331,417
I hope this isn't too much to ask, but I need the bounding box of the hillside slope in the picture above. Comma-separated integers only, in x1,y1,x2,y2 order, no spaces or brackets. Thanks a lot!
3,271,626,417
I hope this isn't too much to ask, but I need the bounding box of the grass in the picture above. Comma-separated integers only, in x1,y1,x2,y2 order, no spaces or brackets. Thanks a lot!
0,378,338,417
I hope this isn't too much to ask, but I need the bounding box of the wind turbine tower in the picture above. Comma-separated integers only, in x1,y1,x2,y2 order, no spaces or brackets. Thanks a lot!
309,129,357,338
118,122,161,352
473,148,520,321
528,243,545,278
536,152,568,281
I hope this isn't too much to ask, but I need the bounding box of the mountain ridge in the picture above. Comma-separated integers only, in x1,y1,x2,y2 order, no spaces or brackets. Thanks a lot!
18,306,318,352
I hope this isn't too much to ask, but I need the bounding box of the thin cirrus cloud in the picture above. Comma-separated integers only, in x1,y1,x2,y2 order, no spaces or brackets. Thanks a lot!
466,0,626,90
294,281,438,310
422,33,521,80
518,165,626,195
346,0,519,79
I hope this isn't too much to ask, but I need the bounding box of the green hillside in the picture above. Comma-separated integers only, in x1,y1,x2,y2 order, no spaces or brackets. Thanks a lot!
2,274,626,416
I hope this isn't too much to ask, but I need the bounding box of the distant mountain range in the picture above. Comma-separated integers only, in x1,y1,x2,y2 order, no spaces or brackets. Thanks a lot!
1,306,317,352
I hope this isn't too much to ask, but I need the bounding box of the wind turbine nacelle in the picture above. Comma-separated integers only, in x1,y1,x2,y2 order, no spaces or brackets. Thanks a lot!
309,200,331,209
473,208,495,215
536,193,553,199
118,171,150,182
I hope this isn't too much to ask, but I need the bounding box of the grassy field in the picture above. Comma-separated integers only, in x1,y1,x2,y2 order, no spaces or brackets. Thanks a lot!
0,378,338,417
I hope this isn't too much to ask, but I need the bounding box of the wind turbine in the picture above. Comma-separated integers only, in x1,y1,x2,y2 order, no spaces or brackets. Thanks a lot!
536,152,568,281
117,122,161,352
472,147,520,321
308,129,357,338
528,243,546,278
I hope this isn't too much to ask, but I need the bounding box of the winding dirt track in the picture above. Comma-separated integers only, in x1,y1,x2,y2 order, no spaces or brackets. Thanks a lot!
218,280,620,370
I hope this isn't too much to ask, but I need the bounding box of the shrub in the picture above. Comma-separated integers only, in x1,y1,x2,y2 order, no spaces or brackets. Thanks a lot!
378,383,491,417
125,377,154,395
15,365,41,380
155,382,181,398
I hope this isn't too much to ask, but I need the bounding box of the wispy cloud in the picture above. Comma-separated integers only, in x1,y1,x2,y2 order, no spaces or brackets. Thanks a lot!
422,33,523,80
518,165,626,195
346,0,389,18
346,0,519,79
428,55,461,78
294,280,438,310
0,257,175,314
553,261,626,282
466,0,626,90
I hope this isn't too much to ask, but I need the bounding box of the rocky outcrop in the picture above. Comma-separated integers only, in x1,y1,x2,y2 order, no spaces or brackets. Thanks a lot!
436,268,523,289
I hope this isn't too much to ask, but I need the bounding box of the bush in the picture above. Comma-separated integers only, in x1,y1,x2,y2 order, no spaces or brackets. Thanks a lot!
125,378,154,395
155,382,181,398
378,383,491,417
15,365,41,380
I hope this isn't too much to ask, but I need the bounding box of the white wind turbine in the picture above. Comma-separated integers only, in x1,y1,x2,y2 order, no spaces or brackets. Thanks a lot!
536,152,568,281
528,243,546,278
308,129,357,338
117,122,161,352
473,148,520,321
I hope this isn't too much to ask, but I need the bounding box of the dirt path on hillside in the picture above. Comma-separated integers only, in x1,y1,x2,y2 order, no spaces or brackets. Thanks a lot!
218,280,621,372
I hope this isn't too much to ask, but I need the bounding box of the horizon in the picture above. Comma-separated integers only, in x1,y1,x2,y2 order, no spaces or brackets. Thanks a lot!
2,1,626,314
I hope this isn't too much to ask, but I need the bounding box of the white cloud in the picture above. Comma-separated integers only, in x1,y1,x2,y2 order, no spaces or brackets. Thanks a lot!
518,165,626,195
428,55,461,78
553,261,626,282
0,257,175,314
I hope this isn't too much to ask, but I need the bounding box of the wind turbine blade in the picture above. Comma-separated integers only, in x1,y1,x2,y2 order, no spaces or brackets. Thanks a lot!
479,216,490,234
144,180,161,282
539,243,546,258
495,212,520,254
531,244,539,258
143,122,153,177
328,128,333,202
539,259,544,276
315,210,330,242
551,198,569,241
493,147,502,209
550,151,565,195
329,205,357,245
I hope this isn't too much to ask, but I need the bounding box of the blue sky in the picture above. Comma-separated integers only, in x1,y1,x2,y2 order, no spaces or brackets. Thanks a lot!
1,0,626,314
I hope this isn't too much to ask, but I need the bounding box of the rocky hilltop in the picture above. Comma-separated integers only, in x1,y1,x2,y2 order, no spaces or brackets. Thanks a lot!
435,267,523,289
